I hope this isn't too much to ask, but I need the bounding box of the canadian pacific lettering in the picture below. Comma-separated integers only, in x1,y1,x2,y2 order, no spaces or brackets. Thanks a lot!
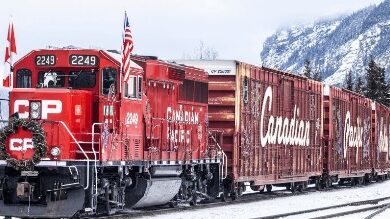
260,87,311,147
125,112,139,125
166,105,199,144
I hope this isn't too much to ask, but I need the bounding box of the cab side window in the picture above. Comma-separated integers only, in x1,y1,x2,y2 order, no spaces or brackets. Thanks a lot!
124,76,142,99
102,68,117,95
16,69,32,88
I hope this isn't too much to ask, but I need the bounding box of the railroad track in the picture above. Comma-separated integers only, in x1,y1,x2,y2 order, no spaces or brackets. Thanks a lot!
86,183,377,219
255,196,390,219
363,202,390,219
90,188,310,218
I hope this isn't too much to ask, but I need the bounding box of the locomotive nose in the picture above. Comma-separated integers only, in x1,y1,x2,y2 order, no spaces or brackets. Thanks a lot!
9,88,93,160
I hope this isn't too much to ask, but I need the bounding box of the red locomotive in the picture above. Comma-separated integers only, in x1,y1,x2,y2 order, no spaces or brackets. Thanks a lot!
0,48,222,218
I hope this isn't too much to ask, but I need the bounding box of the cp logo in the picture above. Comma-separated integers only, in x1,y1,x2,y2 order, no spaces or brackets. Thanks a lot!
14,100,62,119
9,138,34,151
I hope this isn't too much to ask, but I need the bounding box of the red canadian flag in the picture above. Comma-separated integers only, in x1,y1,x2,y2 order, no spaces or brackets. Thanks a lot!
3,21,17,87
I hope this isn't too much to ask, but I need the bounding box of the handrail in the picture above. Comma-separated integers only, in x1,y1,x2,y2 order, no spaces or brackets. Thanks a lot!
58,121,91,190
91,123,103,212
208,131,228,180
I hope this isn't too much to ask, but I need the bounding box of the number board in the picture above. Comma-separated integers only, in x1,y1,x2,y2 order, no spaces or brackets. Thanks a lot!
35,55,56,66
69,55,98,66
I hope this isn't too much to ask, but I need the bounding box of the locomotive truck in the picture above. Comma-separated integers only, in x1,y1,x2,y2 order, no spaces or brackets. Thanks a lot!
0,48,223,218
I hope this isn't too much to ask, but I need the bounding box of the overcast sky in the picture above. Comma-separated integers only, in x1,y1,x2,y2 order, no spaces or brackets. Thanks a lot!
0,0,383,65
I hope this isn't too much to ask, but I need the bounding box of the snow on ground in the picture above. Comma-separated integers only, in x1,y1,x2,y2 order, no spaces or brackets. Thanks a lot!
1,181,390,218
135,180,390,219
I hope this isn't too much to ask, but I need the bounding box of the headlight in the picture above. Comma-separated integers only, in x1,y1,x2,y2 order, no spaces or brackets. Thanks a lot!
31,111,40,119
51,147,61,156
30,101,41,119
31,102,40,111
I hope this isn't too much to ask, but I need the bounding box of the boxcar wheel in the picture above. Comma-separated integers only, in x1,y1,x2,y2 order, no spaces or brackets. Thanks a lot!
230,192,237,201
220,193,226,202
315,179,321,190
350,178,356,186
237,185,244,196
266,185,272,192
297,184,304,193
250,185,260,191
290,185,296,193
357,177,363,185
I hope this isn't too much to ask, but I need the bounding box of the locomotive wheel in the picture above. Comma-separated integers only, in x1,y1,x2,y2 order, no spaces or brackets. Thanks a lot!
169,201,178,208
189,193,198,206
266,185,272,192
104,187,112,216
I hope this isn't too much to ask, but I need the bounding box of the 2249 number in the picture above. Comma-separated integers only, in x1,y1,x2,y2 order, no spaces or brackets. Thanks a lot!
35,55,56,66
70,55,98,66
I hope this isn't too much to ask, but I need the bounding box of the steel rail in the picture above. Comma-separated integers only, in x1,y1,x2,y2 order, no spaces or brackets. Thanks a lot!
83,184,390,219
364,202,390,219
255,196,390,219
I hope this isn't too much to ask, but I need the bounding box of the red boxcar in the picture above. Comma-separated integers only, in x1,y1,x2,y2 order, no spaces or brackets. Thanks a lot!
323,85,373,185
372,102,390,178
174,60,323,194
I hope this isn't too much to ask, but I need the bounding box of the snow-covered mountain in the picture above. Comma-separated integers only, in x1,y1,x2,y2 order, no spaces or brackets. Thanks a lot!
260,0,390,85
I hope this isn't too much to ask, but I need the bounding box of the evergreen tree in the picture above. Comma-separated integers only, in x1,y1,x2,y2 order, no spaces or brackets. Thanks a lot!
365,58,390,106
344,71,354,90
303,59,312,78
312,66,322,82
354,76,364,95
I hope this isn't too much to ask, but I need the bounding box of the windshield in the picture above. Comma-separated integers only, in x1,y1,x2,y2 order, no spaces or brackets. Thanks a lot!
38,71,65,88
69,71,96,88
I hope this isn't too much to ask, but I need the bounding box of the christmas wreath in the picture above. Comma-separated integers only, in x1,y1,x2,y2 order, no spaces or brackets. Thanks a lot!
0,115,47,171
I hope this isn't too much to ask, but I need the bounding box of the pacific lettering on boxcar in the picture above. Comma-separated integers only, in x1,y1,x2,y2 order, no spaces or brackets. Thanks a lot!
0,49,222,218
372,102,390,178
323,85,373,186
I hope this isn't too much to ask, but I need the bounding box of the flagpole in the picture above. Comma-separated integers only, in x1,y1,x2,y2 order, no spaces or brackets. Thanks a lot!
10,53,13,88
10,15,13,88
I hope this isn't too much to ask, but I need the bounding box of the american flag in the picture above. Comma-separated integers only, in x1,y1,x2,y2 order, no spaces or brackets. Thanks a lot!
122,11,133,83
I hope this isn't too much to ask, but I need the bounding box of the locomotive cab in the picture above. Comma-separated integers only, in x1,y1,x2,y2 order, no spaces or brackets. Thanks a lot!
0,48,145,217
